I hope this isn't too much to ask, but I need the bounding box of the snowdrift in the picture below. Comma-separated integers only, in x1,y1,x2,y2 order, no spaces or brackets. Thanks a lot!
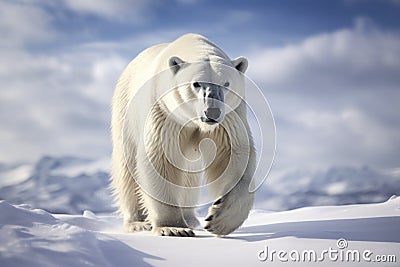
1,197,399,266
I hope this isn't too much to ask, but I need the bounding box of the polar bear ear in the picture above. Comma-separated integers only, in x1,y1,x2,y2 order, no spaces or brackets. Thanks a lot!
232,56,248,73
169,56,185,74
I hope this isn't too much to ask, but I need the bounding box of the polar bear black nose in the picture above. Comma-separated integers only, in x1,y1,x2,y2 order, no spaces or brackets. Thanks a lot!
204,108,221,121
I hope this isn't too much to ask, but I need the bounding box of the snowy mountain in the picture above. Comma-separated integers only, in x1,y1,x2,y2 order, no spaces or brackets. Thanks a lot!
0,156,399,214
0,156,114,214
255,166,400,211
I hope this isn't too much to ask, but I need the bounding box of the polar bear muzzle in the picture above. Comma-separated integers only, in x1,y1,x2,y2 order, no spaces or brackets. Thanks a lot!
191,81,225,125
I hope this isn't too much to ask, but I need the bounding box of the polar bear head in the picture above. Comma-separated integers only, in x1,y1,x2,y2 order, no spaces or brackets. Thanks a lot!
161,56,248,131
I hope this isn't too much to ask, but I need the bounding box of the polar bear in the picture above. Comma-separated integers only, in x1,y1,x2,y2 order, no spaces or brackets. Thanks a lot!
110,33,256,237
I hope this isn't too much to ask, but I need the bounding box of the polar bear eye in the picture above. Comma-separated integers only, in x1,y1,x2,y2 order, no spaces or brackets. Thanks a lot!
192,82,201,89
223,82,230,87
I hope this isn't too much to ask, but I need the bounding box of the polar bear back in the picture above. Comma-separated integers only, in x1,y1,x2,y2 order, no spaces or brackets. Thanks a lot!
158,33,232,65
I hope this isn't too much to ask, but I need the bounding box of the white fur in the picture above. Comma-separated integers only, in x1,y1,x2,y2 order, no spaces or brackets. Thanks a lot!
110,33,255,236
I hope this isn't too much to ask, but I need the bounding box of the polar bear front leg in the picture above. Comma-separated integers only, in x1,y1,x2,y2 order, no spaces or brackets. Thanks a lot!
140,194,197,237
135,145,198,237
204,146,256,236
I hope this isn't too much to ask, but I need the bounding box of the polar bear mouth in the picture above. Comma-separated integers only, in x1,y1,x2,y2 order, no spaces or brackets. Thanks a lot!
201,116,218,125
201,107,222,125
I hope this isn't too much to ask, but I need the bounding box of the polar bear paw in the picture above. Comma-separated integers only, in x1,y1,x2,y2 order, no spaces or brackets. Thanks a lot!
204,192,252,237
125,221,153,232
154,227,195,237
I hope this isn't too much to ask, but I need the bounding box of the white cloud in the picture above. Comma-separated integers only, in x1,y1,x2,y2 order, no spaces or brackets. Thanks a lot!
0,0,55,47
248,18,400,90
288,109,400,167
0,47,128,163
61,0,153,22
0,6,185,164
245,20,400,171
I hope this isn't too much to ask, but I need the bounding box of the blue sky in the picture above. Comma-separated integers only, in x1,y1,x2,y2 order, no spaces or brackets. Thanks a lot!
32,0,400,48
0,0,399,178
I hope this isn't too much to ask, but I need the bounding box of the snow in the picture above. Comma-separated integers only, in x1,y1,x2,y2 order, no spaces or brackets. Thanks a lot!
0,197,399,266
0,156,399,266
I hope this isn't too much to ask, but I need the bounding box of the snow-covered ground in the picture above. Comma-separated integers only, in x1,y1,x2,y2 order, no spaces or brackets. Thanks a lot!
0,156,399,266
1,197,399,266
